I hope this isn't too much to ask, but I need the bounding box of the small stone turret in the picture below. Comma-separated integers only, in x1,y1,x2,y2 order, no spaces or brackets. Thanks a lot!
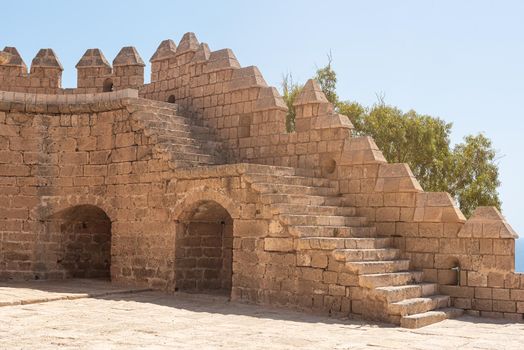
76,49,112,91
293,79,352,132
150,39,177,83
1,47,27,76
112,46,145,90
30,49,63,88
190,43,211,64
175,32,199,64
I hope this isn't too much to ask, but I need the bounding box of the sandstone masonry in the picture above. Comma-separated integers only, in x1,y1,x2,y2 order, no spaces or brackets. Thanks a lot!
0,33,521,328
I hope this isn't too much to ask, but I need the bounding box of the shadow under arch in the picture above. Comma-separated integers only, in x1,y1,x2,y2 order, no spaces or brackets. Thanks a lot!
174,193,236,296
41,204,112,280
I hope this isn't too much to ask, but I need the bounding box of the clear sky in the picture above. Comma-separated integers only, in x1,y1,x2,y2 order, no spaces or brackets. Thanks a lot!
3,0,523,269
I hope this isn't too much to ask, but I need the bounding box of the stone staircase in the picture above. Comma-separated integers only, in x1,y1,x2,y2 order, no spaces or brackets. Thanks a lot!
129,99,226,167
133,101,462,328
244,165,463,328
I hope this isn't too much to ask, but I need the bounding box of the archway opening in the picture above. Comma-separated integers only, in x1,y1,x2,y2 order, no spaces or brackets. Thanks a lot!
167,95,176,103
46,205,111,279
103,78,113,92
175,200,233,295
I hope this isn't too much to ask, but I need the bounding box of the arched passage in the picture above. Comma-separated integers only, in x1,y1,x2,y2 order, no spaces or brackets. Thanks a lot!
45,205,112,279
175,200,233,295
167,95,176,103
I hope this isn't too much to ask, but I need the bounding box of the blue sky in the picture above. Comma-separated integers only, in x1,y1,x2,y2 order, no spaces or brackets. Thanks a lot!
3,0,523,270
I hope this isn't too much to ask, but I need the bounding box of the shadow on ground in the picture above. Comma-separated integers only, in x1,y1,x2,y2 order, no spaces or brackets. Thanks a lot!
0,278,519,330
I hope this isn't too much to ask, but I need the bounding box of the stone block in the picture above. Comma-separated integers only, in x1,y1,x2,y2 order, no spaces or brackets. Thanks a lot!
264,238,294,252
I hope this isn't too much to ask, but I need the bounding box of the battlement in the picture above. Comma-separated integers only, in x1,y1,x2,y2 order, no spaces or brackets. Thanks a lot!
0,32,263,97
0,32,522,327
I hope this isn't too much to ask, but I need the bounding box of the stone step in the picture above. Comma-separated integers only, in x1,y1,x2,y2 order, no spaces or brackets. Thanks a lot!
133,99,180,112
135,114,191,126
246,174,332,188
280,214,367,227
297,237,393,250
359,271,423,288
175,152,217,163
156,135,223,148
333,248,400,262
148,126,213,140
163,144,226,162
260,194,336,206
288,225,377,238
251,182,337,197
244,166,318,178
172,159,218,168
161,142,205,154
272,204,356,216
147,121,213,135
400,308,464,329
374,283,438,303
388,295,450,316
345,260,410,274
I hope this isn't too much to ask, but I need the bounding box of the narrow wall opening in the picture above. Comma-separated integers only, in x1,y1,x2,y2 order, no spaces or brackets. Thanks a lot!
103,78,113,92
167,95,176,103
175,200,233,295
44,205,112,279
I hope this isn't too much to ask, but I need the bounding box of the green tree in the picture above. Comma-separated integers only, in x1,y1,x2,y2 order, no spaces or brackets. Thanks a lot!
336,100,366,132
449,134,502,217
281,73,302,132
314,52,338,105
359,102,454,193
281,57,503,216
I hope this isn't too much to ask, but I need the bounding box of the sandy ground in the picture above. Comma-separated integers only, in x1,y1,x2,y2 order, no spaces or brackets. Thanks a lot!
0,280,523,349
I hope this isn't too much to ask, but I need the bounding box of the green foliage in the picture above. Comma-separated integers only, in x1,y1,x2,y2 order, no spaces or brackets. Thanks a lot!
336,101,366,131
449,134,502,217
281,55,503,217
359,102,454,193
314,52,338,105
281,73,302,132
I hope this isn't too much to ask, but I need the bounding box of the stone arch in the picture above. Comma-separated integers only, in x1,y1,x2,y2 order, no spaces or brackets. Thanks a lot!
103,77,114,92
30,195,116,223
167,94,176,103
173,190,238,295
43,204,112,280
172,188,240,221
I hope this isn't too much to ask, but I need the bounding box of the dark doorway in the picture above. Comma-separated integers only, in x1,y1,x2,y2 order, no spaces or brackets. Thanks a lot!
175,200,233,295
46,205,111,279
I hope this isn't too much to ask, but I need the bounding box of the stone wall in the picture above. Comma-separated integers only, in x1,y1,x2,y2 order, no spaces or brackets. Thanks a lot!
0,46,144,94
0,33,522,322
44,204,111,279
0,90,177,286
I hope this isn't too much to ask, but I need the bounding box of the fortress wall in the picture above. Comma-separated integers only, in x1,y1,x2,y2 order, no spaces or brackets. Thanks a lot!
0,47,145,94
0,91,311,308
1,34,522,320
0,90,178,287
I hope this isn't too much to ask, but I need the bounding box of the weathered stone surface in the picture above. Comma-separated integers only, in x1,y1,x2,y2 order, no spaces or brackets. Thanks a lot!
76,49,111,68
150,39,177,62
1,47,26,67
113,46,145,67
31,49,63,70
0,33,521,329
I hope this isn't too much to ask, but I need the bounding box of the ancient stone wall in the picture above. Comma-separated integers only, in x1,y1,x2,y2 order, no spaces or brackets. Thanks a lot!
0,46,144,94
0,33,522,323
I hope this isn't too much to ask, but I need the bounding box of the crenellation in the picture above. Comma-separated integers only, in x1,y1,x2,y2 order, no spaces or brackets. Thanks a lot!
0,33,522,328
